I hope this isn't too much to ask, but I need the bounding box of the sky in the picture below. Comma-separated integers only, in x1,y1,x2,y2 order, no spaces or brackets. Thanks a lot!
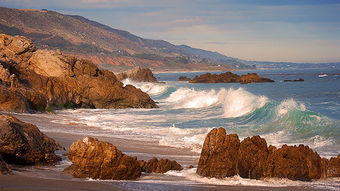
1,0,340,63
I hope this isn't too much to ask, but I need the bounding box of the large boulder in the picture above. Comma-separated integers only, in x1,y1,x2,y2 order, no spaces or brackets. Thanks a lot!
178,76,191,81
140,157,183,173
196,128,240,178
0,114,63,165
0,154,11,175
0,33,158,112
116,66,158,82
238,136,269,179
65,137,141,180
264,145,322,181
189,72,274,84
322,155,340,178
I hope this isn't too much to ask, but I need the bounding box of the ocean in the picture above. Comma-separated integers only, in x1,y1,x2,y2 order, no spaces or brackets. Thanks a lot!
18,68,340,189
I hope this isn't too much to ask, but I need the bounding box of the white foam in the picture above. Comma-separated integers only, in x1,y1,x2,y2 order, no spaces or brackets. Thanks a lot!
122,79,168,96
166,168,340,189
277,98,306,116
164,87,268,118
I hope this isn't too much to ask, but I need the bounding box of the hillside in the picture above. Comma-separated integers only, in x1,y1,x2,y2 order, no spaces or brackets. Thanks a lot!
0,7,254,72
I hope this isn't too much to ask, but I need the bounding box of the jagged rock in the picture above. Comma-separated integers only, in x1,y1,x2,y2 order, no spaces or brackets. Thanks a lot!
324,155,340,177
264,144,322,181
189,72,274,84
0,33,158,112
0,114,63,165
0,85,47,112
238,73,274,84
238,136,269,179
116,66,157,82
65,137,141,180
0,154,11,175
196,128,240,178
140,157,183,173
178,76,191,81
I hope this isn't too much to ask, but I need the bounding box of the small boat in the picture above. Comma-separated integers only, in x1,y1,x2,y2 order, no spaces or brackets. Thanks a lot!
318,73,328,78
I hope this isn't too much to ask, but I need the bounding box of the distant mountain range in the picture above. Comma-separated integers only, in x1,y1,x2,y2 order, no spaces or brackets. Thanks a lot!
0,6,254,72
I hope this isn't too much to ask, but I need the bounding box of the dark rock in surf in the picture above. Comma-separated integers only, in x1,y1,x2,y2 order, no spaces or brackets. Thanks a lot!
116,66,158,82
189,72,274,84
238,136,269,179
284,78,304,82
264,144,322,181
65,137,141,180
178,76,191,81
140,157,183,173
196,128,240,178
0,114,63,165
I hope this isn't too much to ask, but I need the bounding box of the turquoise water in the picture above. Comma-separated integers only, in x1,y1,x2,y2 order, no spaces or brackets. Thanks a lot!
54,68,340,158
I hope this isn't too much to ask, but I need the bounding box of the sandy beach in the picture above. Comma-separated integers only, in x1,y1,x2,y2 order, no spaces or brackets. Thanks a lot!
0,113,335,191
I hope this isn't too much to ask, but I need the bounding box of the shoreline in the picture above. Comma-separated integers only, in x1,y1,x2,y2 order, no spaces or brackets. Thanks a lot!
0,113,337,191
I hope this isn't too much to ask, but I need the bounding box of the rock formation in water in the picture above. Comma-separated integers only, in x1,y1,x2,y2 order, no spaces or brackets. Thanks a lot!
189,72,274,84
0,34,157,112
0,114,63,165
116,66,158,82
238,136,269,179
65,137,142,180
283,78,304,82
196,128,240,178
197,128,340,181
178,76,191,81
140,157,183,173
264,144,322,181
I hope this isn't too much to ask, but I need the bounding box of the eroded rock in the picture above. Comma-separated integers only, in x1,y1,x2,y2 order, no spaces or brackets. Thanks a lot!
116,66,157,82
196,128,240,178
65,137,141,180
140,157,183,173
0,114,63,165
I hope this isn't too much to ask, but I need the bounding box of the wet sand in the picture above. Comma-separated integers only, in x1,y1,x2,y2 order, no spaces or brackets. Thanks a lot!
0,113,333,191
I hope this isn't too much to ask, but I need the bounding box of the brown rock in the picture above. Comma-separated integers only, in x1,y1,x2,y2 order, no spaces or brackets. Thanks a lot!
178,76,191,81
238,73,274,84
326,155,340,177
264,144,322,181
238,136,269,179
0,154,11,175
0,34,158,112
0,114,63,165
196,128,240,178
116,66,158,82
141,157,183,173
187,165,194,169
65,137,141,180
189,72,274,84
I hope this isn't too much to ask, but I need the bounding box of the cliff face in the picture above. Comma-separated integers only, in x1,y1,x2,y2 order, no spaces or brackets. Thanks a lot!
0,33,157,112
0,7,254,71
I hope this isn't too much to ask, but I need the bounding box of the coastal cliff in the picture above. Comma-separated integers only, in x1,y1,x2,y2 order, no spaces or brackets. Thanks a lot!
0,33,157,112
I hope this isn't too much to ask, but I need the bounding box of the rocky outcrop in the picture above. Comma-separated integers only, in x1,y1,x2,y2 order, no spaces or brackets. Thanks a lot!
178,76,191,81
322,155,340,178
238,73,274,84
116,66,158,82
0,114,63,165
140,157,183,173
189,72,274,84
197,128,340,181
65,137,141,180
0,34,157,112
238,136,269,179
284,78,304,82
196,128,240,178
0,154,11,175
264,145,322,181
